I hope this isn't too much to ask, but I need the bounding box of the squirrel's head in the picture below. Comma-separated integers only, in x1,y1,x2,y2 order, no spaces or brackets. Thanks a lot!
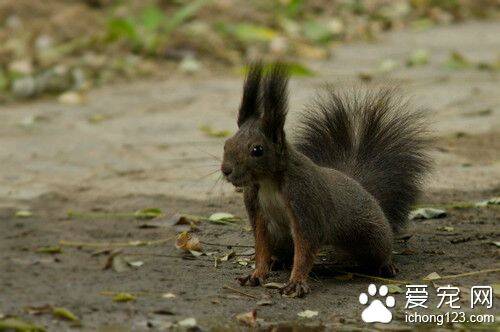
222,63,289,187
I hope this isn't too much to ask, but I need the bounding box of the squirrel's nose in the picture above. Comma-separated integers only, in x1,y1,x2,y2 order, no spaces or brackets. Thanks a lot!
221,165,233,176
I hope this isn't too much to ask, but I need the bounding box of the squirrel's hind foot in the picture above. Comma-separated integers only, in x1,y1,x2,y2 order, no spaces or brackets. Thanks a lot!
280,280,310,298
378,262,399,277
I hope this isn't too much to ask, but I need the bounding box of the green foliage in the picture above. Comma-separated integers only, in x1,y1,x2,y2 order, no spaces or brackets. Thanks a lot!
281,0,305,18
303,21,333,44
107,18,139,43
217,23,278,43
106,0,210,54
445,51,471,69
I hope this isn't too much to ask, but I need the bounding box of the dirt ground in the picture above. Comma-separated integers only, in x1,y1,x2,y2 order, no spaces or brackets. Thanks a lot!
0,21,499,331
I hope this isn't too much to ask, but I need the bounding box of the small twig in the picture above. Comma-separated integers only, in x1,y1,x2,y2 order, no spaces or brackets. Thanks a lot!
222,285,260,299
200,241,254,248
317,264,411,284
347,271,411,285
59,236,174,249
438,268,500,280
123,253,184,258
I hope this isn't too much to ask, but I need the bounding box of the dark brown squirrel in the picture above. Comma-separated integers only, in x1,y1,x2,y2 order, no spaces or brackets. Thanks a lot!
221,63,431,298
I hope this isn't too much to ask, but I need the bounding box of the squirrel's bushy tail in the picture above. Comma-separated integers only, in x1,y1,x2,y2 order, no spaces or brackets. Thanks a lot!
294,88,431,232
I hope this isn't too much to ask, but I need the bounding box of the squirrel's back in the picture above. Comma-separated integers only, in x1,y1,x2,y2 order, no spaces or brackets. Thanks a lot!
294,87,431,232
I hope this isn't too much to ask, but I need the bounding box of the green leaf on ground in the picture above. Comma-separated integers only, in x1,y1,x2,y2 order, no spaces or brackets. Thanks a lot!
15,210,33,218
134,208,162,220
0,317,46,332
199,125,231,138
113,292,136,302
52,307,79,322
387,284,403,294
407,49,429,66
445,51,471,70
36,246,62,254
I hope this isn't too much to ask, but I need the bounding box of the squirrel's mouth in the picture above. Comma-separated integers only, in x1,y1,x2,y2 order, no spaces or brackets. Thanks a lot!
225,174,248,188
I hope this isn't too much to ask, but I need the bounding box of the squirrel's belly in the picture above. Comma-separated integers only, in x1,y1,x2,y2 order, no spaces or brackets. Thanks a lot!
258,181,292,250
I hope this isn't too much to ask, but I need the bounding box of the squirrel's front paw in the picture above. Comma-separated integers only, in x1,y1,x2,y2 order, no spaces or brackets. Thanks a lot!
280,280,310,298
237,271,266,287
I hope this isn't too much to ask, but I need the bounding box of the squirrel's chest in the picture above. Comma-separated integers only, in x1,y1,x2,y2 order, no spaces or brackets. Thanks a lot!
258,181,291,238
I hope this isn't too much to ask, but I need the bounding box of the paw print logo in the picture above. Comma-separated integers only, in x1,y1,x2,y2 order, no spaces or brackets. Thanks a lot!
359,284,395,323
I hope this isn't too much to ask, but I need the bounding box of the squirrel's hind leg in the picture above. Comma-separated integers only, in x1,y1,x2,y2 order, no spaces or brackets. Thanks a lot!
350,220,398,278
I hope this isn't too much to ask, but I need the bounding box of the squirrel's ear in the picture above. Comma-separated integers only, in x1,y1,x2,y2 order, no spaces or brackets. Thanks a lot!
237,63,263,127
262,63,289,144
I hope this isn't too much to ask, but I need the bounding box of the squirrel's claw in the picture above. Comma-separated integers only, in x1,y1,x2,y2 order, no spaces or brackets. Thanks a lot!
236,274,265,287
280,280,310,298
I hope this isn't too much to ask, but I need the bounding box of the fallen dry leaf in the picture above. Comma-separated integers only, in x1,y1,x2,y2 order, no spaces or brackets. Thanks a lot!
127,260,144,268
162,293,176,299
177,317,197,328
175,231,202,253
220,251,236,262
438,226,455,232
297,310,319,318
263,282,285,289
103,250,130,273
423,272,441,281
236,309,257,327
256,299,273,306
58,91,85,105
409,208,447,220
25,304,52,315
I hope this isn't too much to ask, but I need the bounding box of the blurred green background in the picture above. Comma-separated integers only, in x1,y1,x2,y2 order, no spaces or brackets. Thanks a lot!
0,0,499,103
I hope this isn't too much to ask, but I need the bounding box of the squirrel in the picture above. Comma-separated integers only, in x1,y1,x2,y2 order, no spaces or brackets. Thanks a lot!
221,63,431,298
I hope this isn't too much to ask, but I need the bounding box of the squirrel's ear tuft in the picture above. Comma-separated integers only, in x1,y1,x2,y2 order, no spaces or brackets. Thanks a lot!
262,63,289,144
238,63,263,127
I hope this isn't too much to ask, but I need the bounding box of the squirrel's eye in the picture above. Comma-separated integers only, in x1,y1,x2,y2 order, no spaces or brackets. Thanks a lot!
250,145,264,157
